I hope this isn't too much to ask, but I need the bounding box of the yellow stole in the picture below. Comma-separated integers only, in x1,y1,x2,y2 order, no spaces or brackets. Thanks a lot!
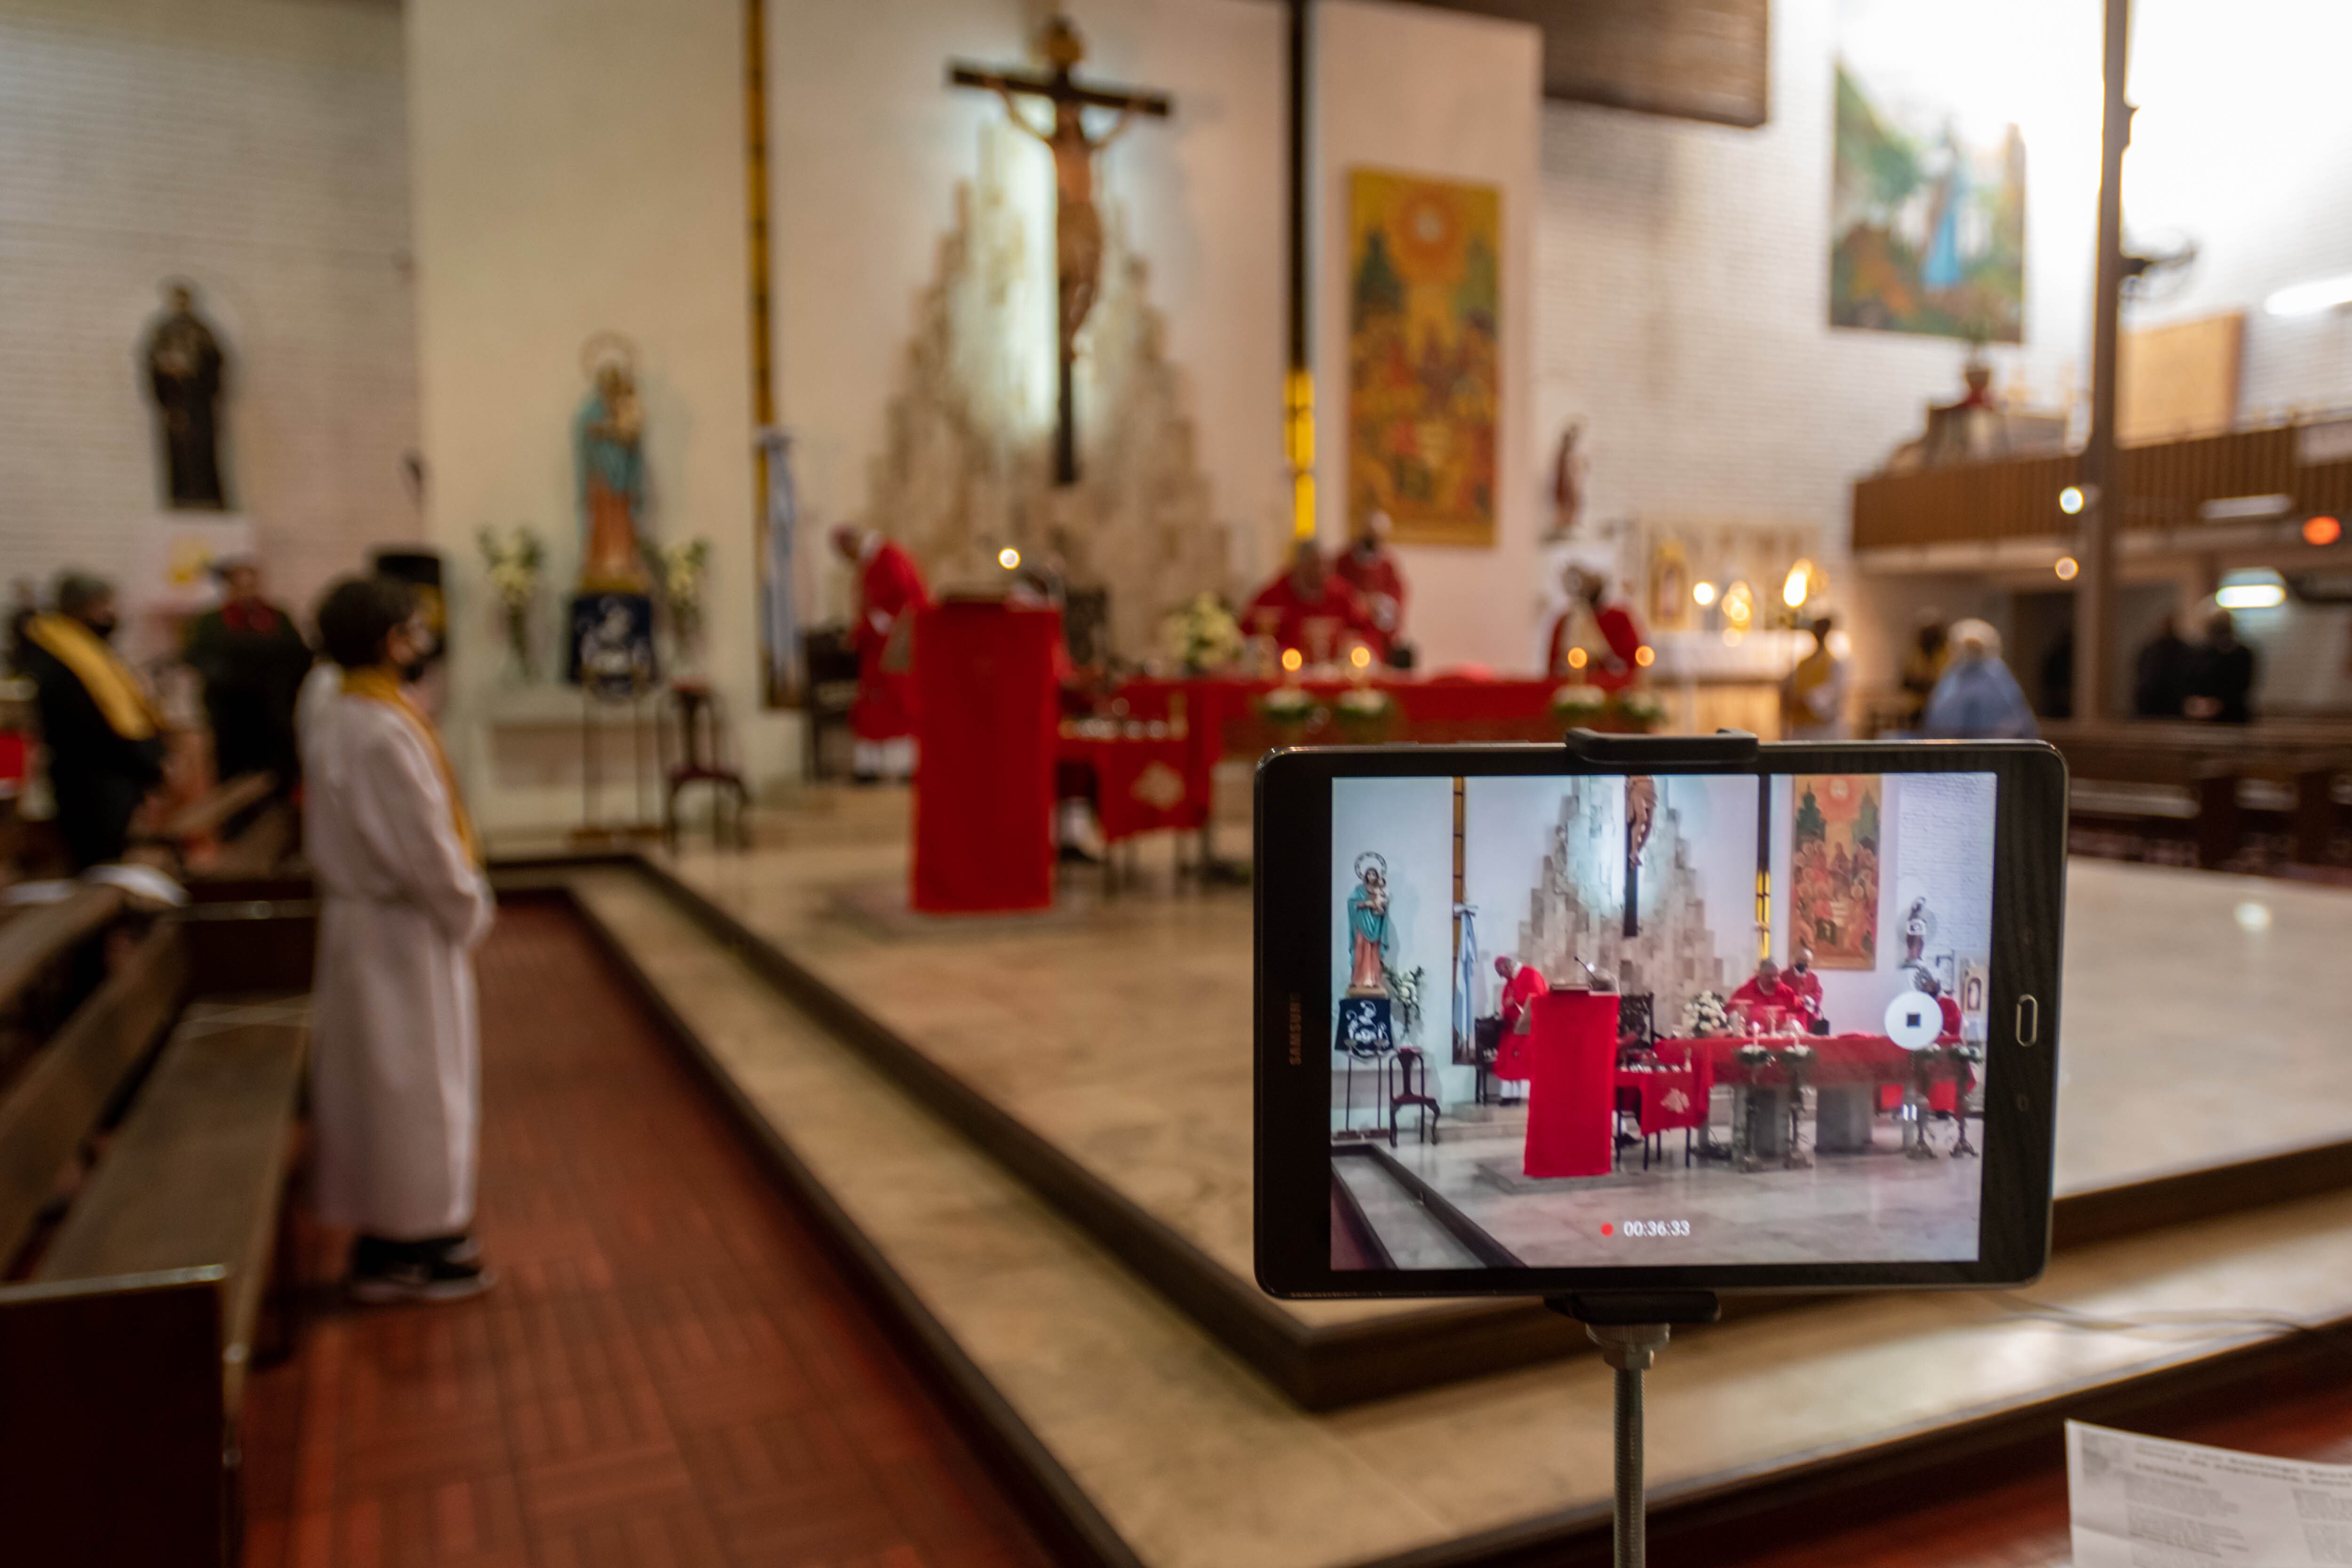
341,667,482,867
23,614,161,741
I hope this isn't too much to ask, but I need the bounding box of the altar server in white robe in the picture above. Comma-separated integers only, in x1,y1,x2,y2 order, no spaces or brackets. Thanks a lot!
304,575,496,1302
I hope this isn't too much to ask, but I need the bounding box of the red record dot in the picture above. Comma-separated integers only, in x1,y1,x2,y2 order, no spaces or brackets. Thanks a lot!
1600,1222,1615,1236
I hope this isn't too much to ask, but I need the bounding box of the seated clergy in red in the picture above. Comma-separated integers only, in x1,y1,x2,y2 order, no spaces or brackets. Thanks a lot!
1727,956,1799,1028
1547,566,1645,691
1910,966,1964,1042
1494,954,1549,1030
1785,944,1826,1030
831,525,932,781
1331,511,1406,659
1247,540,1377,665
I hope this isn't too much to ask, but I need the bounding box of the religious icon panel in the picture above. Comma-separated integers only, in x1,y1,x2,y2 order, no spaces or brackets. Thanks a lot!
1346,169,1501,548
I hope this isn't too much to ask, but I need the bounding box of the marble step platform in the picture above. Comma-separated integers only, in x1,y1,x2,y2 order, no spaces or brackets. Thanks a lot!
544,863,2352,1568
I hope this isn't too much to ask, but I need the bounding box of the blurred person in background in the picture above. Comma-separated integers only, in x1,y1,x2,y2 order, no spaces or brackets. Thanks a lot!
1897,612,1949,726
1921,619,2037,739
1332,510,1406,662
184,554,312,788
2184,610,2256,724
1780,613,1850,739
18,570,167,869
2132,614,2194,719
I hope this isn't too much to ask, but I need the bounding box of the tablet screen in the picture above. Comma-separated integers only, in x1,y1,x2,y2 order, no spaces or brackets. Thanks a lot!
1327,769,1998,1270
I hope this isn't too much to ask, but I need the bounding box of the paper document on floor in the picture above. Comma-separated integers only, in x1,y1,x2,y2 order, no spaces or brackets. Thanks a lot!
2069,1419,2352,1566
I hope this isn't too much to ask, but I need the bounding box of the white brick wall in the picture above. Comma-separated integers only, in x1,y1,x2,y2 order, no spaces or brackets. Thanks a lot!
0,0,419,655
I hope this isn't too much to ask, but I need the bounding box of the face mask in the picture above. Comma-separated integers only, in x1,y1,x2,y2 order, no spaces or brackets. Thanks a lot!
397,656,430,684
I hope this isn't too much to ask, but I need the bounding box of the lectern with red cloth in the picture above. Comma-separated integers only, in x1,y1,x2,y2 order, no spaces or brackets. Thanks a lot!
911,601,1061,914
1523,991,1619,1178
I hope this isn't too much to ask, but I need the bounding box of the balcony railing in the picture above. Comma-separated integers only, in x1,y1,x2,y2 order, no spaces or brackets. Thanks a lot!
1851,414,2352,552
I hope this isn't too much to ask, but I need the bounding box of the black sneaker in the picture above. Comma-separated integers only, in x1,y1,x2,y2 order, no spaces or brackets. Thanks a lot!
347,1246,496,1305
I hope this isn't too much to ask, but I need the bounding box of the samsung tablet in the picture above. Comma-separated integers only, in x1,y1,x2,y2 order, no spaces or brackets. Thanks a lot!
1254,735,2066,1299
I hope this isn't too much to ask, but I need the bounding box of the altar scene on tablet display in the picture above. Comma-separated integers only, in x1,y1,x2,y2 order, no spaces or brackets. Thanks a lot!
1328,771,1996,1270
15,0,2352,1562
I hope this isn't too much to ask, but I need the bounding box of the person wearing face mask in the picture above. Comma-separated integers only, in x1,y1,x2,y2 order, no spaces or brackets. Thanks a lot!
19,569,169,869
1786,944,1827,1034
303,574,496,1303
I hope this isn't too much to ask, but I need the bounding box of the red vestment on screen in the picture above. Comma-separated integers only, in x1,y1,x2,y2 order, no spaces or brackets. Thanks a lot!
1499,964,1550,1029
1547,601,1643,691
850,539,931,741
1727,974,1800,1018
1935,992,1963,1041
1244,572,1377,663
1786,966,1825,1026
1331,548,1406,653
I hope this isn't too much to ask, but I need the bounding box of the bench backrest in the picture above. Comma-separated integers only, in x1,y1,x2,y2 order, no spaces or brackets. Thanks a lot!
0,920,186,1266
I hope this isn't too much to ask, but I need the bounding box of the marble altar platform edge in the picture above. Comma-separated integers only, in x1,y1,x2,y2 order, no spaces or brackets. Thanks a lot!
486,835,2352,1413
529,862,2352,1568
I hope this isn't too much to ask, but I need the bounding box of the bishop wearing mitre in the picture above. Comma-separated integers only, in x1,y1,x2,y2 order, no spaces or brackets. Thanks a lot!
303,575,495,1303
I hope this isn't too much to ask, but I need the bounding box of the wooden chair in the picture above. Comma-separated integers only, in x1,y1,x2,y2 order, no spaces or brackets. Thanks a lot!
1388,1045,1440,1147
659,683,750,852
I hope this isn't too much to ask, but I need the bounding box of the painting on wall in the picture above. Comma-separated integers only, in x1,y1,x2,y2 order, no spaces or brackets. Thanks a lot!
1829,1,2026,343
1789,774,1881,970
1347,169,1500,548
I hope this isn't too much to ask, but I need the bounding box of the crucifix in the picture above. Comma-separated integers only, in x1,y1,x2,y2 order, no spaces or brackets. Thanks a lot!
949,15,1172,486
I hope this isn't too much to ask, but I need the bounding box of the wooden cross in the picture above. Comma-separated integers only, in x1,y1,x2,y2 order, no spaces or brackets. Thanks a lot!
949,16,1172,486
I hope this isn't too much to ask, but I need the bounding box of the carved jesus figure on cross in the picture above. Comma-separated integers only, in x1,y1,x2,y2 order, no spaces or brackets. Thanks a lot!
950,14,1172,485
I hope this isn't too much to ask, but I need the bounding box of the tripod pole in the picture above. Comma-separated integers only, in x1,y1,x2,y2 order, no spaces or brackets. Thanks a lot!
1588,1322,1672,1568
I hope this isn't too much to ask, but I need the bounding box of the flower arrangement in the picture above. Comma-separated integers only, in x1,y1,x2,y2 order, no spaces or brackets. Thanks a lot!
647,538,713,664
1159,592,1244,675
1332,683,1395,742
1550,683,1608,724
1385,963,1427,1041
1550,682,1669,734
478,525,544,679
1615,689,1669,733
1679,989,1731,1038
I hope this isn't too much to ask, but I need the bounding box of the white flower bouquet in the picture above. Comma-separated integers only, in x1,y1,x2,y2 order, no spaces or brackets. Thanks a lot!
1614,688,1669,732
1679,989,1731,1038
478,525,544,678
648,538,712,660
1158,592,1244,675
1550,683,1608,722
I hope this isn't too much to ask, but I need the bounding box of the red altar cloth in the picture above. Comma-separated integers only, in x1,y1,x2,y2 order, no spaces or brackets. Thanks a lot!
1658,1034,1966,1114
1524,991,1619,1179
1056,725,1193,843
912,602,1060,914
1616,1067,1705,1136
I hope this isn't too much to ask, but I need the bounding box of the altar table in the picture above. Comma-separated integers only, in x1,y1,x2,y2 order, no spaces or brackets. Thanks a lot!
1092,675,1564,831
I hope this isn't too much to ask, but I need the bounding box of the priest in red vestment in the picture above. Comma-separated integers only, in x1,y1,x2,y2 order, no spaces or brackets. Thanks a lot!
1331,511,1406,660
1246,541,1377,665
1494,954,1549,1030
831,525,931,780
1547,567,1644,690
1727,957,1800,1029
1910,967,1963,1042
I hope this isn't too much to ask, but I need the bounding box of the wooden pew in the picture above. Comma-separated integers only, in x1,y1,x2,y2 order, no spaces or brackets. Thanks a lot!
149,769,294,878
2042,721,2352,867
0,896,312,1566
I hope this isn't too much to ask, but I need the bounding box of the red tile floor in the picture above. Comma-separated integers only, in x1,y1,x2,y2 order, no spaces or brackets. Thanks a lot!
237,899,1058,1568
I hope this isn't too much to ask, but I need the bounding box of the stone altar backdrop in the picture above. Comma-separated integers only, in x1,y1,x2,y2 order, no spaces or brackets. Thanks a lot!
1513,780,1731,1036
863,121,1229,661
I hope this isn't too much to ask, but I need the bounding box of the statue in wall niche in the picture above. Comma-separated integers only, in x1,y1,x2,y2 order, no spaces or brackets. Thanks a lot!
575,333,651,591
143,281,230,509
